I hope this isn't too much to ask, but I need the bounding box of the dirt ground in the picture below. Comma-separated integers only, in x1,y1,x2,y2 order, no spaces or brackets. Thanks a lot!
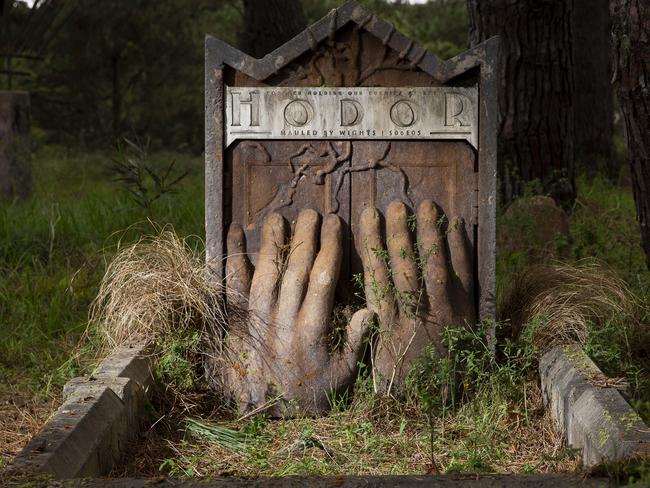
0,386,60,469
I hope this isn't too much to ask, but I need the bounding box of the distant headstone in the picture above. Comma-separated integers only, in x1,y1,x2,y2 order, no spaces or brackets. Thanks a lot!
0,91,32,200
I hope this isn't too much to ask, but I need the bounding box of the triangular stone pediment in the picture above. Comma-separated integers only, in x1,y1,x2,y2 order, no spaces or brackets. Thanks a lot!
205,1,498,83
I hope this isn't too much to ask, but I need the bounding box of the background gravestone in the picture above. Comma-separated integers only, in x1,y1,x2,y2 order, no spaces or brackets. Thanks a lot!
0,91,31,200
205,1,498,320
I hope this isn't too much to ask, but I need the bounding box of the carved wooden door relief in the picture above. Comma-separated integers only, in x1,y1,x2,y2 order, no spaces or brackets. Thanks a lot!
207,3,498,318
229,139,477,285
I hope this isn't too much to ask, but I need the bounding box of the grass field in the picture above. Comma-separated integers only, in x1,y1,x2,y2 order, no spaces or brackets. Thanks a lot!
0,143,204,468
0,144,648,478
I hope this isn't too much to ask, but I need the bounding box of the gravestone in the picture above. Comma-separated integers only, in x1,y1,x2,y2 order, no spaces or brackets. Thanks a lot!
205,1,498,320
0,91,31,200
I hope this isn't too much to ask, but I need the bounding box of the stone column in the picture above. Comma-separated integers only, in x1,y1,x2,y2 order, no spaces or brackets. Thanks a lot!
0,91,32,200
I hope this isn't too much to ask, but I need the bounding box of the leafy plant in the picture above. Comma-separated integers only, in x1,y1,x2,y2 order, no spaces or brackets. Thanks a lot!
404,320,536,417
155,330,201,393
110,136,189,210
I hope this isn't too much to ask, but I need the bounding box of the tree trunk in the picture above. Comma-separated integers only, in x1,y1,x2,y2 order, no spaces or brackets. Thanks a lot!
111,52,121,139
612,0,650,269
573,0,615,180
238,0,307,58
0,91,31,200
467,0,576,207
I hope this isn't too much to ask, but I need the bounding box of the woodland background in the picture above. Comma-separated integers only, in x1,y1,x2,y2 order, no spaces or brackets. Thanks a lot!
1,0,649,478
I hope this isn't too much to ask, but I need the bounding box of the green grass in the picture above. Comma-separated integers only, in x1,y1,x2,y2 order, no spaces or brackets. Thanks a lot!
571,176,650,293
0,144,204,403
497,174,650,296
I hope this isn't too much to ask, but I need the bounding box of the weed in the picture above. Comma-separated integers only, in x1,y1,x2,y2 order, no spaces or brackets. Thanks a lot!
111,137,190,210
156,330,202,393
404,320,536,417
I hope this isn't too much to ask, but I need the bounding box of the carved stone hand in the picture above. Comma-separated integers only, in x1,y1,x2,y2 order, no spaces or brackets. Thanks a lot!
223,209,373,417
359,200,476,395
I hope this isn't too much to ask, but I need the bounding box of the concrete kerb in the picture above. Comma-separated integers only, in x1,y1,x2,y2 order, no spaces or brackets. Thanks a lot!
6,343,155,479
540,345,650,467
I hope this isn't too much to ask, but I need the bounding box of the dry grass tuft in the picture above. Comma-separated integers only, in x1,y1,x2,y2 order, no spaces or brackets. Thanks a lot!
89,228,226,351
500,262,646,356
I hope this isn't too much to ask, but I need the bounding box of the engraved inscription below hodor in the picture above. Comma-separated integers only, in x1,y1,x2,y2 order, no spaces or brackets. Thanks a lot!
225,86,478,149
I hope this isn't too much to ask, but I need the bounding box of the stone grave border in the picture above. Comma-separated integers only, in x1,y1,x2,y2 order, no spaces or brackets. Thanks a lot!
540,345,650,467
6,343,154,479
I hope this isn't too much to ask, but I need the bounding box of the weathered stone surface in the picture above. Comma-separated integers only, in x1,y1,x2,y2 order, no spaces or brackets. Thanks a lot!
219,200,475,415
540,345,650,467
358,200,475,393
6,343,154,479
64,343,153,437
0,91,31,200
220,210,373,417
498,195,570,261
9,387,127,479
92,343,154,390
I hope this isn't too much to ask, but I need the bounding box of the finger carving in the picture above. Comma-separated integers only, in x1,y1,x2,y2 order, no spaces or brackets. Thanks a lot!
276,209,320,354
417,200,450,304
300,214,343,346
359,207,396,323
249,212,287,322
386,201,419,317
221,198,475,414
226,223,252,309
448,216,474,302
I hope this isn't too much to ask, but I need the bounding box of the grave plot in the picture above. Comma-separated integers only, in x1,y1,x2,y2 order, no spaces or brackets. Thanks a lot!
105,2,634,478
4,1,648,484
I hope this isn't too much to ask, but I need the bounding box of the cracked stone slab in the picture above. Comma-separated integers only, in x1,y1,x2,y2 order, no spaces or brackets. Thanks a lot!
540,345,650,467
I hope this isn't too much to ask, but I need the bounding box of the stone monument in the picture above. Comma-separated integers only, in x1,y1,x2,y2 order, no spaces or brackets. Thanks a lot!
204,1,498,416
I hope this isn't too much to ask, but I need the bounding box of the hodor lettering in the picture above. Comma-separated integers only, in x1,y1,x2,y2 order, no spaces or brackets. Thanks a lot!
225,86,478,149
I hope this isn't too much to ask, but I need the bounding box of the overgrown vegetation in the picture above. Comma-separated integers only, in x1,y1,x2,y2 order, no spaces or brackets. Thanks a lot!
107,255,646,478
1,146,649,477
0,144,203,465
91,215,646,477
114,321,579,477
497,176,650,426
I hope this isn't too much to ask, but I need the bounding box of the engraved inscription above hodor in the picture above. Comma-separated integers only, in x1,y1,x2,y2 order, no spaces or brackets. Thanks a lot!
225,86,478,149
